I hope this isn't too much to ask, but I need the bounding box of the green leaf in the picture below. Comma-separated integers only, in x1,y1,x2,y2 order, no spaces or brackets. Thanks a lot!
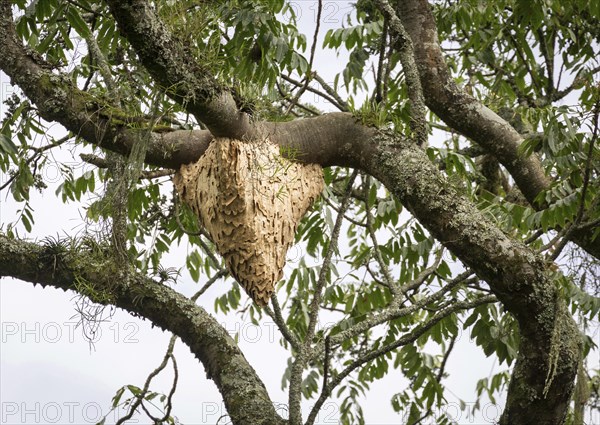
111,387,125,408
66,7,91,38
127,385,142,396
0,134,18,156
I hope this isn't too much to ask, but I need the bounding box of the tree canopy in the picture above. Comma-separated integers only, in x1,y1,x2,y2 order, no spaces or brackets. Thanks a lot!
0,0,599,424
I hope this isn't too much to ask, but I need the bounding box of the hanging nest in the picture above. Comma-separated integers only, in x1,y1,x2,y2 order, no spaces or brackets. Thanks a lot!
174,137,324,306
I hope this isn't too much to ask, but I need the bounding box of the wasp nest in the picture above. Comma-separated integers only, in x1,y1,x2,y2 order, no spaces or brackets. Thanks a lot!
174,138,324,306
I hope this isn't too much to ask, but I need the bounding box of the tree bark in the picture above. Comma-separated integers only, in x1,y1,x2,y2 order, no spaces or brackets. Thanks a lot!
360,132,580,424
0,235,286,425
394,0,600,260
0,1,584,423
104,0,252,138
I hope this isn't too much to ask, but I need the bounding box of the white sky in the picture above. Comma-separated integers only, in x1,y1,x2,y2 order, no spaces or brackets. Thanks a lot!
1,1,598,424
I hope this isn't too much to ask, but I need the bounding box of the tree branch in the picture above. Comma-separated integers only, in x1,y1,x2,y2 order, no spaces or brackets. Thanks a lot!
392,0,600,261
80,154,174,179
115,335,178,425
264,295,301,352
0,234,285,425
392,0,549,203
305,296,495,425
0,7,373,171
103,0,252,138
375,0,428,146
288,170,358,425
364,130,580,425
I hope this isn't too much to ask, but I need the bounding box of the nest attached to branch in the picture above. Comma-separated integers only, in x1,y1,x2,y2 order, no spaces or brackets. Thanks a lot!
174,137,324,306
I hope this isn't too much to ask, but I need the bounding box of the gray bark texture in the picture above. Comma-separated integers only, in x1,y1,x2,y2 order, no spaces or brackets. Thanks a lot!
0,234,286,425
0,0,588,424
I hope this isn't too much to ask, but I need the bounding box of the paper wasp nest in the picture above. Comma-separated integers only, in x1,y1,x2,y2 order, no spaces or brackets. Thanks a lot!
174,138,324,306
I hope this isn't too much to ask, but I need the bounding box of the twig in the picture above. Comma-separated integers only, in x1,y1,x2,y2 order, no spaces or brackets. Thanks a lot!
281,74,347,112
85,28,117,99
285,0,322,115
321,267,474,352
536,28,555,100
80,154,174,179
575,217,600,232
548,99,600,262
363,175,396,293
552,66,600,103
140,353,178,423
305,295,496,425
115,335,178,425
365,261,389,289
504,30,544,97
374,16,389,103
410,335,457,424
0,135,71,191
574,100,599,225
381,40,395,102
288,170,358,425
263,294,301,352
322,193,366,227
172,188,221,268
321,335,331,398
399,248,444,293
65,0,97,15
312,72,349,112
276,81,321,116
191,269,228,302
306,170,358,341
524,229,545,245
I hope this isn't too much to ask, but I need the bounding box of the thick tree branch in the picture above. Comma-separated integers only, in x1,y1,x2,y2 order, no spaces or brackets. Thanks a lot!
393,0,549,203
0,234,286,425
362,131,580,425
393,0,600,260
0,4,375,172
103,0,252,139
375,0,428,146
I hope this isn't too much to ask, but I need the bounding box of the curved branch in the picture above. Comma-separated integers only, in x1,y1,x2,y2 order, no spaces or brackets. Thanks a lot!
0,234,285,425
392,0,550,204
104,0,252,138
392,0,600,260
362,131,580,425
305,295,496,425
0,4,373,171
115,335,177,425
